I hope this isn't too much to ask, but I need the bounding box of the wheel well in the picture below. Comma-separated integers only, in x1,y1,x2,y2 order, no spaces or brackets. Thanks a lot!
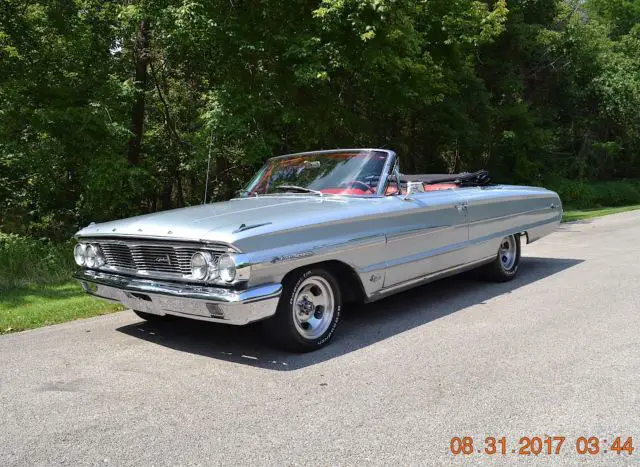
520,231,529,244
282,260,366,304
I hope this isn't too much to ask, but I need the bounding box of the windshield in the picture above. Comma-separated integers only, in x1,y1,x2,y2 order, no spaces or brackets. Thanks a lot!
243,150,390,196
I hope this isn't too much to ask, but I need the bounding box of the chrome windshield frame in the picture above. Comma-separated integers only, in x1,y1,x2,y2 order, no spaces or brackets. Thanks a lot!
244,148,397,198
376,150,397,196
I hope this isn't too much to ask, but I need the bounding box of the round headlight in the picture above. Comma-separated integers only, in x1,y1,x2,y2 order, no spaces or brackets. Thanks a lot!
84,244,98,268
74,243,86,266
218,254,237,283
190,252,211,280
93,245,106,268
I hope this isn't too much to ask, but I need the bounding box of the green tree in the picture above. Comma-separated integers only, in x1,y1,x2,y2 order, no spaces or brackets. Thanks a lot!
1,0,640,240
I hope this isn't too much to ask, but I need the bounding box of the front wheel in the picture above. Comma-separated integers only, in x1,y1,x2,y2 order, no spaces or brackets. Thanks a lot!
263,268,342,352
479,234,521,282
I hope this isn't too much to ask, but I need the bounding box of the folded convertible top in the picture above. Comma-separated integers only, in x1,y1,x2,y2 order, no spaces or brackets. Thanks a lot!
400,170,491,187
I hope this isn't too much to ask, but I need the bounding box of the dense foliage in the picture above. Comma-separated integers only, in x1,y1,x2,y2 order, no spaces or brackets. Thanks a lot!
1,0,639,239
0,232,74,289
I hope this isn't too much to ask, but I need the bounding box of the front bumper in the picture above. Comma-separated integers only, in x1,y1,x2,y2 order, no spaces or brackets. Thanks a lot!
75,270,282,325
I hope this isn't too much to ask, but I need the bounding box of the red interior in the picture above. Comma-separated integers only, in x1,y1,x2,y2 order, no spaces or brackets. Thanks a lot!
424,183,458,191
316,183,460,196
319,188,371,195
385,183,458,195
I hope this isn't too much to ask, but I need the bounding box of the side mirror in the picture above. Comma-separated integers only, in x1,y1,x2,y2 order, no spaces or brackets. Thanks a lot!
403,181,425,201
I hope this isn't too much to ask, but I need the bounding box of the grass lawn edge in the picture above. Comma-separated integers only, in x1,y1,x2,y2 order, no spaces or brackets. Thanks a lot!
562,204,640,223
0,281,124,335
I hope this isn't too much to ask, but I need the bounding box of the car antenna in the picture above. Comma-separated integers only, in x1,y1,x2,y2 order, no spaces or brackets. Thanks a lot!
203,126,214,204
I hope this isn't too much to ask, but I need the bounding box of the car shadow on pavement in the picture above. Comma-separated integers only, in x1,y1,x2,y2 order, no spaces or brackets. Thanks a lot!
116,256,583,371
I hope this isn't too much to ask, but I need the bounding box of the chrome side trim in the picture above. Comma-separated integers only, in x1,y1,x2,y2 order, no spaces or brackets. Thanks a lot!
247,232,387,297
467,204,560,226
469,217,561,247
368,256,494,302
359,216,557,280
385,224,450,241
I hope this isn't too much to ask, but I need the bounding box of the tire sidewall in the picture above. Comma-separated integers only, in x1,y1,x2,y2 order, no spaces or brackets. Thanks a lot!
496,234,521,277
283,268,342,349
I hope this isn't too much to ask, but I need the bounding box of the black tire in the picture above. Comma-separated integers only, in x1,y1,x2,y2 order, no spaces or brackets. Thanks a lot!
263,267,342,352
479,234,521,282
133,310,175,322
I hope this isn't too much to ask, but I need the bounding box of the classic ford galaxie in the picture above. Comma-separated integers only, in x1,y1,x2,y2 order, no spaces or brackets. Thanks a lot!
74,149,562,351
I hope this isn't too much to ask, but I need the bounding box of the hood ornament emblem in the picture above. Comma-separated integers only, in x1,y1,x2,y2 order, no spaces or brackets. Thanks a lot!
154,255,172,266
233,222,272,234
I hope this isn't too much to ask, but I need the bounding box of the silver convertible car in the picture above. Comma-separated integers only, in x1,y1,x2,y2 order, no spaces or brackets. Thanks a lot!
74,149,562,351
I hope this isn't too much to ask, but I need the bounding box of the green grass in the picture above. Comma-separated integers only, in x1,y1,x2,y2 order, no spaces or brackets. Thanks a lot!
562,204,640,222
0,282,123,334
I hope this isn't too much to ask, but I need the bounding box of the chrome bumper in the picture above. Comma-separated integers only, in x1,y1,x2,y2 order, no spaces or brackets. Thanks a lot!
75,270,282,325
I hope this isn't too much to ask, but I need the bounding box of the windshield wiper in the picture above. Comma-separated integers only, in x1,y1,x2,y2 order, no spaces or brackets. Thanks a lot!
275,185,324,196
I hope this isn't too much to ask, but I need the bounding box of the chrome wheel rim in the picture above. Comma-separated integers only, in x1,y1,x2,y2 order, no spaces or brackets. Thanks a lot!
499,236,517,270
292,276,335,340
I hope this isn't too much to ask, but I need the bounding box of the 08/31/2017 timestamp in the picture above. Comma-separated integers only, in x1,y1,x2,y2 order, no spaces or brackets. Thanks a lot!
450,436,634,456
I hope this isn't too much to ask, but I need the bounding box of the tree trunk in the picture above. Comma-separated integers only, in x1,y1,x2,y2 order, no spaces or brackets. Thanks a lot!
127,19,150,166
160,179,173,211
216,154,234,200
176,174,184,208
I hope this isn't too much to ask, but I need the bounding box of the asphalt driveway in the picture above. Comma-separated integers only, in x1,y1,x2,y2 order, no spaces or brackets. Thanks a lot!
1,211,639,465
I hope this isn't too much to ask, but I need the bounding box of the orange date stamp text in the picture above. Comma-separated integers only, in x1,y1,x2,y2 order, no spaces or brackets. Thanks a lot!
449,436,634,456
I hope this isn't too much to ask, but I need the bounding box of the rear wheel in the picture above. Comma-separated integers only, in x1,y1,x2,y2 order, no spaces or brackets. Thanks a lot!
480,234,521,282
263,267,342,352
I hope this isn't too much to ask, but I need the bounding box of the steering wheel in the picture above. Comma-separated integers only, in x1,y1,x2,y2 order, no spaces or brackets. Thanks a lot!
340,180,375,193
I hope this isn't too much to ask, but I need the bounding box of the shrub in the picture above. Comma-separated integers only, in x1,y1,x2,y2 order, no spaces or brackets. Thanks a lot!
0,233,75,290
549,179,640,209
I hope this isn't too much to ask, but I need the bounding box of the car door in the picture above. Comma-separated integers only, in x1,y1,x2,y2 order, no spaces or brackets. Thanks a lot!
457,186,503,262
381,189,469,288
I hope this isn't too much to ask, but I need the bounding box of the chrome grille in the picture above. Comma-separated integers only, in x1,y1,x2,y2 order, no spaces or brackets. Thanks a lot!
100,243,135,269
130,245,182,274
93,240,230,277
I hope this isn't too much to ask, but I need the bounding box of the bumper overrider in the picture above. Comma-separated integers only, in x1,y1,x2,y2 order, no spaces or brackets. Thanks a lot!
75,270,282,325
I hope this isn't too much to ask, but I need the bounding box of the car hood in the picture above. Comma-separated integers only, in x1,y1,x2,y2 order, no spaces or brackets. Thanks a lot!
76,195,380,245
